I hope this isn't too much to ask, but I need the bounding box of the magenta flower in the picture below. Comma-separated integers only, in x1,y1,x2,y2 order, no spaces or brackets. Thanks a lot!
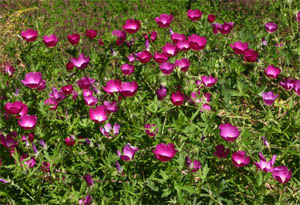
0,132,18,149
86,29,97,39
150,31,157,41
156,86,167,100
297,12,300,23
98,38,104,46
102,79,122,94
71,53,90,69
262,91,278,106
128,53,136,63
123,19,141,34
264,65,281,78
176,40,190,51
120,81,138,97
136,50,152,63
160,62,175,75
117,143,139,161
186,157,201,172
188,34,207,51
20,29,38,42
243,49,258,62
112,30,126,45
272,166,292,184
20,154,36,168
201,75,217,87
207,14,216,23
171,90,185,106
79,194,92,205
162,43,178,57
66,61,74,71
153,51,169,64
4,101,27,115
120,64,135,75
45,98,58,110
67,33,80,45
43,34,58,47
62,85,73,95
49,87,66,103
100,123,120,139
212,23,222,34
153,143,177,162
144,123,158,137
84,174,94,186
214,144,230,158
37,79,46,91
265,22,278,33
3,63,15,77
232,151,250,167
89,106,107,123
175,58,190,72
294,80,300,96
171,33,186,44
155,14,173,28
261,136,270,147
219,22,234,35
230,41,248,55
21,72,43,89
77,77,95,90
104,101,118,113
219,123,240,142
254,152,277,172
65,135,75,146
84,95,98,106
187,9,202,21
279,78,295,91
41,161,50,173
18,114,37,130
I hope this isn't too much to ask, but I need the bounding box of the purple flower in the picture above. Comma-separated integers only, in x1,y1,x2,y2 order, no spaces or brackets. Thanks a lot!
297,11,300,23
43,34,58,47
171,33,186,44
112,30,126,46
294,80,300,96
20,29,38,42
214,144,230,158
232,151,250,167
89,106,107,123
171,90,185,106
188,34,207,51
160,62,175,75
4,101,27,115
18,114,37,130
187,9,202,21
186,156,201,172
162,43,178,57
100,123,120,139
243,49,258,62
49,87,66,103
0,132,18,149
175,58,190,72
21,72,43,89
150,31,157,41
176,40,190,51
272,166,292,184
219,123,240,142
219,22,234,35
153,143,177,162
20,154,36,168
86,29,97,39
79,194,92,205
261,136,270,147
116,161,122,173
279,78,295,91
3,63,15,77
104,101,118,113
207,14,216,23
264,65,281,78
123,19,141,34
254,152,276,172
71,54,90,69
67,33,80,45
155,14,173,28
261,91,278,106
120,64,135,75
65,136,75,146
201,75,217,87
230,41,248,55
84,95,98,106
120,81,138,97
156,85,167,100
84,174,94,186
136,50,152,63
144,123,158,137
153,51,169,64
77,77,95,90
102,79,122,94
117,143,139,161
265,22,278,33
0,178,8,184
